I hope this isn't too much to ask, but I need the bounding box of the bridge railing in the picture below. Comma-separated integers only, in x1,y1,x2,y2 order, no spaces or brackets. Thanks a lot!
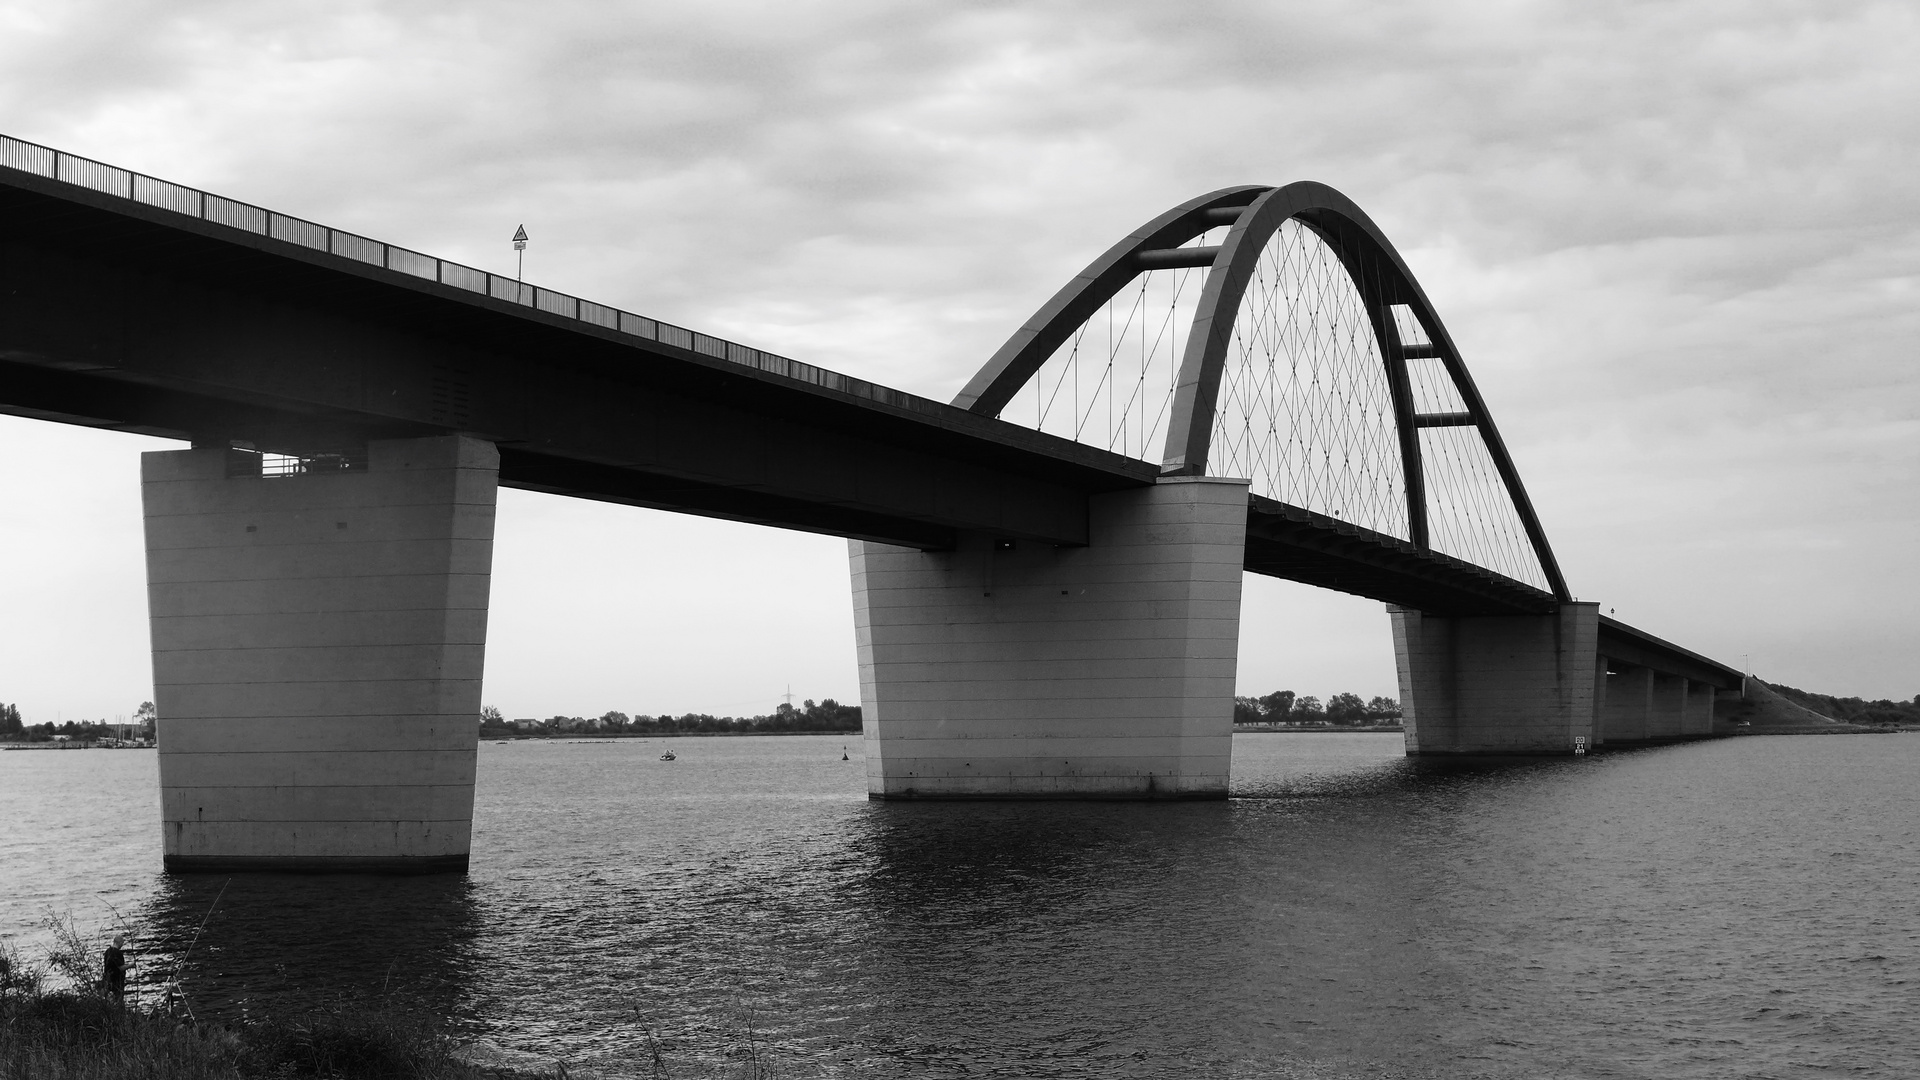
1,133,939,420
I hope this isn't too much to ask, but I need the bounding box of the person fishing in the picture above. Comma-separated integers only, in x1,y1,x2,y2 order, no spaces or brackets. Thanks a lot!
103,935,127,1003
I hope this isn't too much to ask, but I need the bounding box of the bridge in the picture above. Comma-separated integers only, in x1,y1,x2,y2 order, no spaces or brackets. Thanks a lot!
1,134,1742,872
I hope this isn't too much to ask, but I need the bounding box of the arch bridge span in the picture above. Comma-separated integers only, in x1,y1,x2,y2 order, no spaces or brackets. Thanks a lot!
0,135,1738,872
955,182,1566,615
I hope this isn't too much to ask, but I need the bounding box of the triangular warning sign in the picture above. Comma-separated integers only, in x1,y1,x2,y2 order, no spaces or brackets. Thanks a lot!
511,225,528,242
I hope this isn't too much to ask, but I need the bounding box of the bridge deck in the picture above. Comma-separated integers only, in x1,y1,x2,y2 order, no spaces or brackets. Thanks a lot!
1246,496,1558,616
3,135,1571,615
1599,616,1744,690
0,142,1153,549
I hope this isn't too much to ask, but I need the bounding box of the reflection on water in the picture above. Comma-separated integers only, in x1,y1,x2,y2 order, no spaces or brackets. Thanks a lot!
6,733,1918,1078
133,874,479,1025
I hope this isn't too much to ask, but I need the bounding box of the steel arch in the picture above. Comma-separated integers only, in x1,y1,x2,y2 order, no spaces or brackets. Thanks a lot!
955,182,1570,602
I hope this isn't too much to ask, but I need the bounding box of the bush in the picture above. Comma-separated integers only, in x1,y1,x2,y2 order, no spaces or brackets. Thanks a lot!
239,1007,464,1078
0,989,501,1080
1,909,518,1080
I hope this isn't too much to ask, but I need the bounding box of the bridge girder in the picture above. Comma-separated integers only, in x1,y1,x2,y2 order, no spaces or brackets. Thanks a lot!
6,137,1568,615
0,163,1163,550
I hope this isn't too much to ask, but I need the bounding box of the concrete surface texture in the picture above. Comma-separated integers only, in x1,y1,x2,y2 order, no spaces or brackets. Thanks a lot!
1601,666,1655,745
142,436,497,871
1685,680,1717,735
849,476,1249,799
1390,602,1601,753
1650,673,1689,739
1395,608,1723,753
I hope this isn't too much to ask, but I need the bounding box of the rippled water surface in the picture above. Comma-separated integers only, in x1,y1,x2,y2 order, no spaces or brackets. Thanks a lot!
4,733,1917,1078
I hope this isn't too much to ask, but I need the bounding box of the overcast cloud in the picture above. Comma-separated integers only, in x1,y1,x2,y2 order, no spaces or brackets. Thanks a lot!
1,0,1913,722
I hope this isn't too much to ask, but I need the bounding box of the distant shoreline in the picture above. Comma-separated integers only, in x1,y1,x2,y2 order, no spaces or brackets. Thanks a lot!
482,729,856,740
488,726,1412,742
5,728,1407,749
1233,725,1404,734
0,742,151,751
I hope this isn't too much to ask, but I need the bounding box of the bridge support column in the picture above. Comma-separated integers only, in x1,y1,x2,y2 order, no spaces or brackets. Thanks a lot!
1589,654,1611,747
143,436,497,873
1649,673,1688,740
1601,666,1653,744
850,476,1248,799
1684,680,1716,735
1389,601,1600,754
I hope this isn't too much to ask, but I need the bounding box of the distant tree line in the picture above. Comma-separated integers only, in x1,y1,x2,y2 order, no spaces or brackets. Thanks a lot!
1,701,154,743
1765,682,1920,728
480,697,861,737
1233,690,1401,726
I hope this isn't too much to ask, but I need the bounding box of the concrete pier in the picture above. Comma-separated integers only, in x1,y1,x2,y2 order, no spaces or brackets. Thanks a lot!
1602,666,1654,744
1650,674,1689,740
1589,654,1611,747
1389,602,1601,754
143,436,497,872
1685,680,1716,735
850,476,1248,799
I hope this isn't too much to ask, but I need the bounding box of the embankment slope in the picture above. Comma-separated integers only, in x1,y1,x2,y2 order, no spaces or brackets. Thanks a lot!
1715,678,1876,734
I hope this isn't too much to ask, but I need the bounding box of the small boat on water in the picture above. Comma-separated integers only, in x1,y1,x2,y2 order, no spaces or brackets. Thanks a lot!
659,749,676,761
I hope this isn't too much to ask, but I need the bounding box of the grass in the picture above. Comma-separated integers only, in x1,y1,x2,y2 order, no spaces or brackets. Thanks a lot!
0,988,508,1080
2,916,795,1079
1,990,793,1079
1,929,512,1080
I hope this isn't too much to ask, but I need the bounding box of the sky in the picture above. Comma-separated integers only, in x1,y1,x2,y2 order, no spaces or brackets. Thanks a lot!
1,0,1914,722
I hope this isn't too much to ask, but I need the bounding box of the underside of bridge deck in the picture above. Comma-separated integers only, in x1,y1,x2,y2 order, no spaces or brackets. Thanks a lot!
1243,496,1557,616
0,170,1157,550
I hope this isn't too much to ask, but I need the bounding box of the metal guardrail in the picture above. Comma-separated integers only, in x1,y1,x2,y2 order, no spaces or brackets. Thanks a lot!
0,132,936,417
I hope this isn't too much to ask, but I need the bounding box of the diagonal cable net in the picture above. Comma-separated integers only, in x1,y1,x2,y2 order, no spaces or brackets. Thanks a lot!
1385,303,1550,589
1206,221,1408,540
1418,422,1550,589
994,220,1549,591
1009,228,1225,460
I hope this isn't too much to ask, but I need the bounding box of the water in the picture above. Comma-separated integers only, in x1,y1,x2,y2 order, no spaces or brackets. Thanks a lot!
4,733,1917,1078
